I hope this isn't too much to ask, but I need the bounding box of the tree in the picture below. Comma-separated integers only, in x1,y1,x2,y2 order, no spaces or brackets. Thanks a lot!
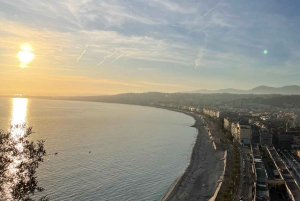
0,125,49,200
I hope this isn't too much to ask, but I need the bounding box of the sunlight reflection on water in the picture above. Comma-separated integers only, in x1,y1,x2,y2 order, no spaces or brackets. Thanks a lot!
2,98,28,200
11,98,27,126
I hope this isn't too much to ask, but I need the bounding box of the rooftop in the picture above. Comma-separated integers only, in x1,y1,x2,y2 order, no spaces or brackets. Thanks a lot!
252,147,261,156
256,168,267,181
239,121,250,126
286,181,300,200
267,147,300,200
255,162,265,169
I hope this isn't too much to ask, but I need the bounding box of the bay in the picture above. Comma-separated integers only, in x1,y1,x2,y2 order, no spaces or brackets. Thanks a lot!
0,98,196,201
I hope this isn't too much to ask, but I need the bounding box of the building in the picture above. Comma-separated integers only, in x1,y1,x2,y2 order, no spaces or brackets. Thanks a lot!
231,122,239,141
202,108,219,118
238,122,252,144
224,117,236,132
275,132,294,148
252,125,260,144
291,132,300,148
267,147,300,201
259,129,273,146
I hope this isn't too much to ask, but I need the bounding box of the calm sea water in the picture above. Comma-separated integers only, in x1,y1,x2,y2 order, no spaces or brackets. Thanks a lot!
0,98,196,201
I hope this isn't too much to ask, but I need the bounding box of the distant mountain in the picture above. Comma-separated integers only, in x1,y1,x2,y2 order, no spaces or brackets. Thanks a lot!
186,85,300,95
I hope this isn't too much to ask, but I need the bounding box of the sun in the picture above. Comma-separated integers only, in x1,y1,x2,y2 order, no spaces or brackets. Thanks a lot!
17,44,35,68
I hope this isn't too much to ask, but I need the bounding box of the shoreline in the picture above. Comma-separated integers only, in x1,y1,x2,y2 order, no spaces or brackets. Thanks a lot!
161,174,183,200
161,111,199,201
160,110,198,201
18,97,225,200
161,110,225,201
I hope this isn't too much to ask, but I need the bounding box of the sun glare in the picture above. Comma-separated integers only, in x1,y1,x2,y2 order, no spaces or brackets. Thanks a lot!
17,44,35,68
11,98,28,139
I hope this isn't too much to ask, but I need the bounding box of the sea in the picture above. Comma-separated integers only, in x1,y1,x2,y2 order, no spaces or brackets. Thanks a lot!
0,98,197,201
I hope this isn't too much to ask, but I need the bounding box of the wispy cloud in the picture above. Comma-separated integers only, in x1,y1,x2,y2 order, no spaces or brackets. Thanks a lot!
149,0,197,13
111,53,124,63
28,74,144,88
197,0,222,21
1,0,300,94
98,50,118,65
137,67,160,72
195,40,208,69
76,45,89,62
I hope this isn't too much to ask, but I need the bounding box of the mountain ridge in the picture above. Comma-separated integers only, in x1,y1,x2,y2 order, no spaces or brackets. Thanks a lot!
185,85,300,95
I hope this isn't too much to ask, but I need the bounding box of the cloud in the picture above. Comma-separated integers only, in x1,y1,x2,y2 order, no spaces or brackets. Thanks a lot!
111,53,124,63
28,74,144,87
148,0,197,14
0,19,194,68
98,50,117,65
137,67,159,72
197,0,222,21
195,41,208,69
76,45,89,62
1,0,300,93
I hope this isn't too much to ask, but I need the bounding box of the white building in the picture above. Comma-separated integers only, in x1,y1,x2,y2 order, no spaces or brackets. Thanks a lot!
203,108,220,118
224,118,231,131
231,122,239,141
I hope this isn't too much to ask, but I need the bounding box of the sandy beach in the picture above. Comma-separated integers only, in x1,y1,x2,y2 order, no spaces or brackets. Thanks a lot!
162,112,225,201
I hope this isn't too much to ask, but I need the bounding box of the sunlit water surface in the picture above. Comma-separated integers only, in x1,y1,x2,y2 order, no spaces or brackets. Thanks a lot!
0,98,196,201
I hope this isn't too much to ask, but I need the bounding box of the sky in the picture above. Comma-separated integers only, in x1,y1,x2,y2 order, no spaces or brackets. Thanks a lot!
0,0,300,95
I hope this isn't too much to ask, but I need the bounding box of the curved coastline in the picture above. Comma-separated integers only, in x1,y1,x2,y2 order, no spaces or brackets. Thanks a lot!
24,97,225,200
161,110,225,201
161,111,198,201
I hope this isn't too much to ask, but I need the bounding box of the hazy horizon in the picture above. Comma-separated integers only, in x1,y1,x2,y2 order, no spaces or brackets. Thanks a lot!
1,84,300,97
1,0,300,95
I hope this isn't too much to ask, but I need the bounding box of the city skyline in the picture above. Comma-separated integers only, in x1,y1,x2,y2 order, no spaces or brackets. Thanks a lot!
1,0,300,95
